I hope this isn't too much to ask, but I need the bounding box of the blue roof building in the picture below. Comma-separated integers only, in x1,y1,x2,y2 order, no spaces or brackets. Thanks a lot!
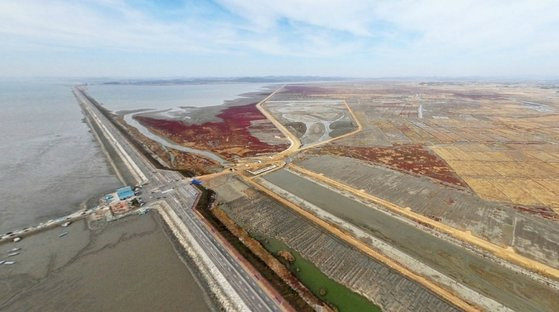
117,186,135,200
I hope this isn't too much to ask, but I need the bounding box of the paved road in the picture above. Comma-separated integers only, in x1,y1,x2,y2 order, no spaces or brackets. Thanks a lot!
75,87,284,312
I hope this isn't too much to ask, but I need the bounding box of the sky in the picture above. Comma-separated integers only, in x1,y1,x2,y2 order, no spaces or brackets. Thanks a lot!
1,0,558,78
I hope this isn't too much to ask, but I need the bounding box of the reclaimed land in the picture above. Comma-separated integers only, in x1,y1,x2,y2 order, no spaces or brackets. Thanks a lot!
206,175,458,312
136,102,289,160
263,167,559,312
193,185,316,312
300,82,559,220
295,154,559,269
263,99,357,146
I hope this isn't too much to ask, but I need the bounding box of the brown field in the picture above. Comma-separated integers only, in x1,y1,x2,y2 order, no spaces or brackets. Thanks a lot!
272,82,559,221
432,144,559,217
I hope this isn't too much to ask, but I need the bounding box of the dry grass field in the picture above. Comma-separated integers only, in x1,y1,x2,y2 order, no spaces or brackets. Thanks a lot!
432,144,559,218
277,82,559,220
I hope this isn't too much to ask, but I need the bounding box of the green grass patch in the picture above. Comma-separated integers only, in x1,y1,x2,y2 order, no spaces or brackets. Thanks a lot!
257,235,382,312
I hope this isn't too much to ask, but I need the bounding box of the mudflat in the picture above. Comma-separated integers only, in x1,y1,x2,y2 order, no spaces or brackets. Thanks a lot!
0,213,214,312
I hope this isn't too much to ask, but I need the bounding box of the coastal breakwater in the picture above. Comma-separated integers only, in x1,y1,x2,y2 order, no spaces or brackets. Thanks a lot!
154,200,244,311
74,88,147,185
73,87,242,311
0,208,96,244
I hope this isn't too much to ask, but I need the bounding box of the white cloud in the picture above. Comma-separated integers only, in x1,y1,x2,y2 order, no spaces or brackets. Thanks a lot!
0,1,228,53
0,0,558,76
216,0,376,36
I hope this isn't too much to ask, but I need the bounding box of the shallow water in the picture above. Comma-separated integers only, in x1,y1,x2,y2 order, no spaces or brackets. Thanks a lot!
87,82,276,166
0,79,121,233
0,79,220,311
123,113,231,165
0,213,215,312
87,82,274,111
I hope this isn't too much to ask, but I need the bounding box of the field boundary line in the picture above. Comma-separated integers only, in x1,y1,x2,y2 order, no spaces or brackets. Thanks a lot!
288,164,559,281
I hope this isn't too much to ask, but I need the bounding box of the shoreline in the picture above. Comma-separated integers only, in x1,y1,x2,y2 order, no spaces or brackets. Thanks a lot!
0,211,215,312
153,208,223,311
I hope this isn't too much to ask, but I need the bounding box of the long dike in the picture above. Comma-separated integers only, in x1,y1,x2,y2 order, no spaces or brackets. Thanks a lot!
74,88,147,185
73,87,265,311
154,200,247,311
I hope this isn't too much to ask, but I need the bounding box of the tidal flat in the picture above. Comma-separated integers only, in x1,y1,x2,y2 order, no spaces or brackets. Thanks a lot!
0,212,216,312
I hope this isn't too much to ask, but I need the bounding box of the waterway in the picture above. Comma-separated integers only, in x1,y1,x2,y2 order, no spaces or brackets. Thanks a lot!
87,83,277,166
256,235,381,312
263,169,559,312
0,212,215,312
123,114,230,166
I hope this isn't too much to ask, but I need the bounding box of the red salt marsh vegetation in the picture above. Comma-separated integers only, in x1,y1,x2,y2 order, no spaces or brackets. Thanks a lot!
513,205,559,221
135,103,288,159
314,144,468,188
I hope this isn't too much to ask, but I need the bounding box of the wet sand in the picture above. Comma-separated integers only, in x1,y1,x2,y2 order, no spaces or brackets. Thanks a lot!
0,212,215,312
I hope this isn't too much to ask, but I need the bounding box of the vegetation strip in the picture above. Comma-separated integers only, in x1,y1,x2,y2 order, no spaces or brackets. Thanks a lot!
213,206,332,311
259,236,382,312
193,185,316,312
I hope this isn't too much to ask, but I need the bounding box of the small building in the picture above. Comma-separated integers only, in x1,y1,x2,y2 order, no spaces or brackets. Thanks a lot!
116,186,135,200
110,201,130,215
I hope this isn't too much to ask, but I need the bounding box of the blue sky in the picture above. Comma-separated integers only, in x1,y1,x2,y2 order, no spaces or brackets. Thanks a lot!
1,0,558,78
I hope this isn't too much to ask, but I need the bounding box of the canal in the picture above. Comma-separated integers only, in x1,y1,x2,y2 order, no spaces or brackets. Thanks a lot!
263,169,559,312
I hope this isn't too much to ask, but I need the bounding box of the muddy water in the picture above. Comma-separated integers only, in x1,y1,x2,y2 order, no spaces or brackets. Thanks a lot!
87,83,273,111
263,169,559,312
0,79,121,233
0,213,215,312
